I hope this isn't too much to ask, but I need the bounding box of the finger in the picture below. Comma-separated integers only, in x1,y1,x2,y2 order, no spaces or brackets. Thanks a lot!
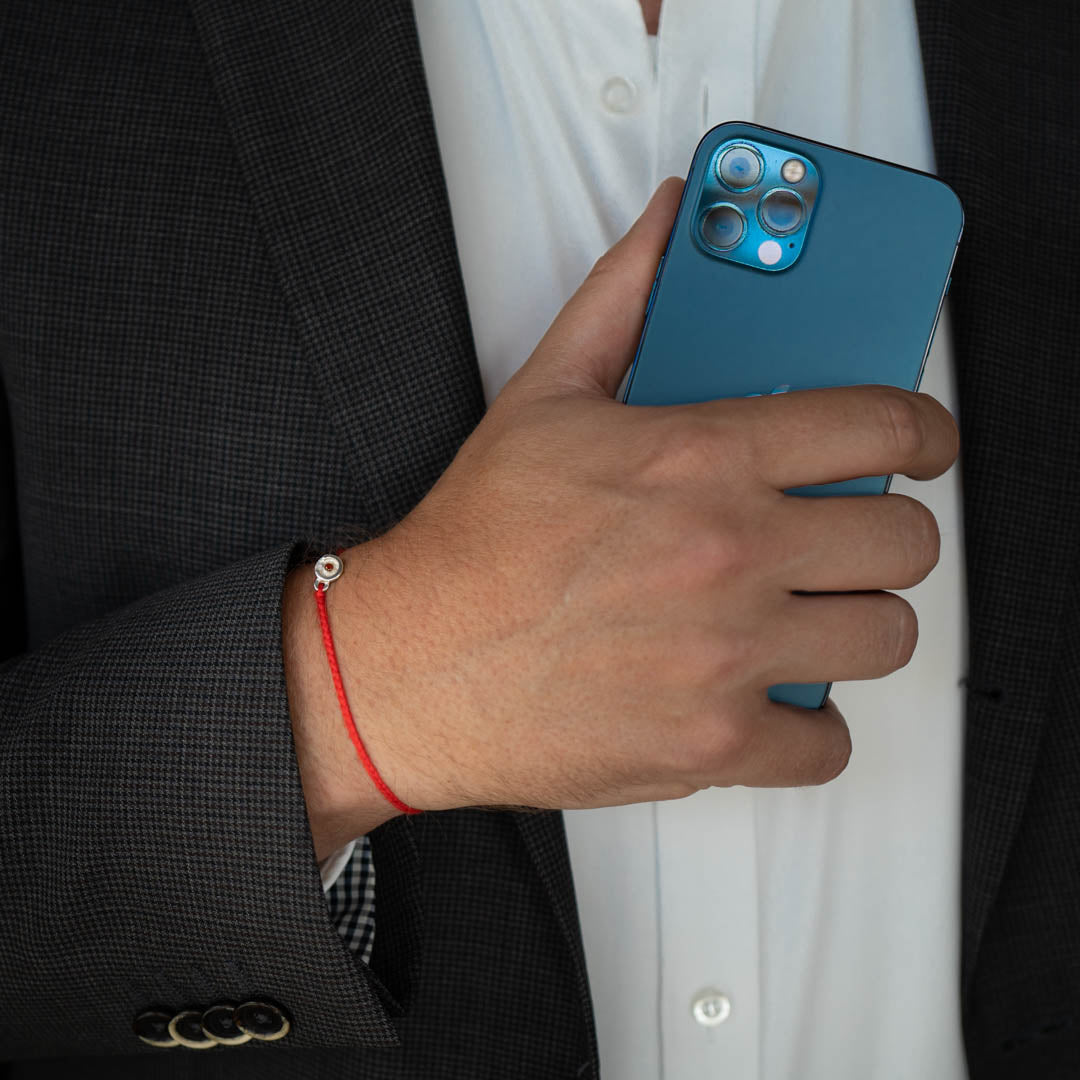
760,590,919,684
768,492,941,592
690,695,852,789
515,176,685,399
702,385,959,489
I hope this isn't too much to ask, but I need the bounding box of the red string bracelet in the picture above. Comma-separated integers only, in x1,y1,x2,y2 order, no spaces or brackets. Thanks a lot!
312,552,422,816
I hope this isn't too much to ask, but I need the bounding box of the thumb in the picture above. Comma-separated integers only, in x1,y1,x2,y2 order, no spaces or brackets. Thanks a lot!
513,176,684,399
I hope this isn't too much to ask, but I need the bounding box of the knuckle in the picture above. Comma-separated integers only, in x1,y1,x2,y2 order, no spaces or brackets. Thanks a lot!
638,416,704,486
879,390,925,466
638,412,733,492
690,528,754,583
661,415,713,473
678,710,752,784
691,630,751,691
707,631,756,688
663,628,751,692
642,408,756,492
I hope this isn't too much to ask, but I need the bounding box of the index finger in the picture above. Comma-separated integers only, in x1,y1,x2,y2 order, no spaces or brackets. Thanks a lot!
704,385,960,490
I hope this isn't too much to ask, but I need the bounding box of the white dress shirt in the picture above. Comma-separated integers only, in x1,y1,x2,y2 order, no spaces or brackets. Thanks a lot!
413,1,969,1076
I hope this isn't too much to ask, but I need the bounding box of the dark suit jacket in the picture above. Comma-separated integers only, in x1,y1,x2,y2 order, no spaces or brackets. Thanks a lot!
0,1,1077,1076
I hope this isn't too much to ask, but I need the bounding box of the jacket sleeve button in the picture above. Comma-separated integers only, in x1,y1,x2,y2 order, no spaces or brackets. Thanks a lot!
234,1001,291,1041
133,1010,177,1048
202,1003,252,1045
167,1009,218,1049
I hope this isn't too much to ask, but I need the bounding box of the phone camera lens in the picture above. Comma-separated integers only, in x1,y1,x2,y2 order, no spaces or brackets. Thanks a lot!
717,145,763,190
700,203,746,250
758,188,805,235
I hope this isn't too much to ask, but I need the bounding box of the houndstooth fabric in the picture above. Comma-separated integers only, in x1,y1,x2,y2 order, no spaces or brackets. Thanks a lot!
1,0,1079,1077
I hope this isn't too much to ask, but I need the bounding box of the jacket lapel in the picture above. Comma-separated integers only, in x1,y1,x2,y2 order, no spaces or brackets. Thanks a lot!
187,0,486,533
915,0,1080,1004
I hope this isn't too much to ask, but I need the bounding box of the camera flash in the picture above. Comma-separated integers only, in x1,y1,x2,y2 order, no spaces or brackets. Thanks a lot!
758,239,783,265
781,158,806,183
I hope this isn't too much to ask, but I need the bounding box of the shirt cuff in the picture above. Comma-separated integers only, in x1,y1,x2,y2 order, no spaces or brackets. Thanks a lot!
318,838,358,892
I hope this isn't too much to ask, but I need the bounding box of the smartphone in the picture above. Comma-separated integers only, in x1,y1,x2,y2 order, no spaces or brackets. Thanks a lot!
621,121,963,710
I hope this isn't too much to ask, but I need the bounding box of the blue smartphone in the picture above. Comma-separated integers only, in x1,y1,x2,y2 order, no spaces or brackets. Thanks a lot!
621,121,963,710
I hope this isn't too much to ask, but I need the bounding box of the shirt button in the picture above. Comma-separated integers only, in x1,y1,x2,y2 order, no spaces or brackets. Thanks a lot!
691,988,732,1027
600,75,638,114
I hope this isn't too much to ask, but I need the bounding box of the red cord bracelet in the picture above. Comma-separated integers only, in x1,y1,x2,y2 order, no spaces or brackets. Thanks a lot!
312,552,422,816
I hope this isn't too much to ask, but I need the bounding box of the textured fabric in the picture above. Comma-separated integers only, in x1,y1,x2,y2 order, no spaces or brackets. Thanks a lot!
909,2,1080,1076
0,0,1078,1078
413,2,967,1075
327,837,377,967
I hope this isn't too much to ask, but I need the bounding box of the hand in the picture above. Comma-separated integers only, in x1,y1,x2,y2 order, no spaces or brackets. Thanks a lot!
287,177,960,845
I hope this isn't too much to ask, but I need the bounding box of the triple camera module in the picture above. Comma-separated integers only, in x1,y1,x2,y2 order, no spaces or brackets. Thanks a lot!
695,140,820,272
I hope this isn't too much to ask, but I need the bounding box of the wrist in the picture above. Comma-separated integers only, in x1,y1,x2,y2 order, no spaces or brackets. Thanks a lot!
328,529,455,813
282,548,402,861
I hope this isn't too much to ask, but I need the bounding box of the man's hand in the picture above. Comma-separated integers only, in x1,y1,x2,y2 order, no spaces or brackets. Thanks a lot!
285,177,960,854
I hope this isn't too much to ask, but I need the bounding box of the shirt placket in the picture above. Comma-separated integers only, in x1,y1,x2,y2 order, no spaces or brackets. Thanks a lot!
657,783,762,1077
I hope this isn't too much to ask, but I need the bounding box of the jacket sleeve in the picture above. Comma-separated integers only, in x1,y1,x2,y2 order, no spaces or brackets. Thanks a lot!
0,537,422,1060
